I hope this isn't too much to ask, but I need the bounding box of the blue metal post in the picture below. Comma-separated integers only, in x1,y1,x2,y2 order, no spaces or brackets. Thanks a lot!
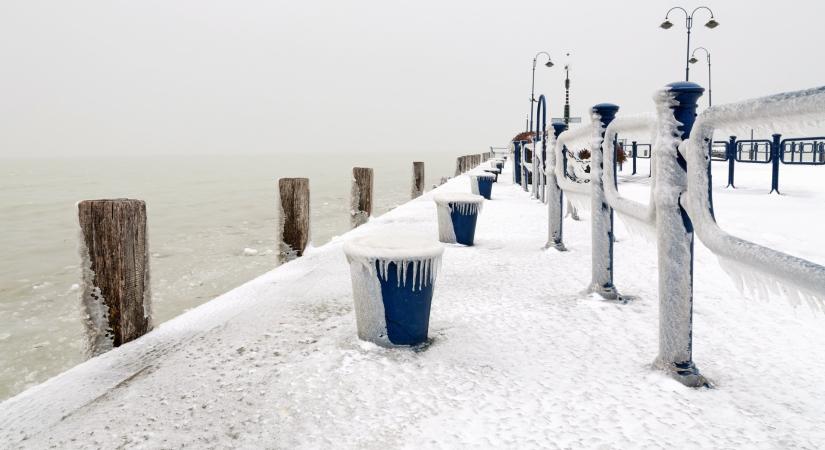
589,103,620,299
770,133,782,194
631,141,638,175
546,121,568,251
655,81,707,388
535,95,548,201
513,141,523,185
726,135,736,188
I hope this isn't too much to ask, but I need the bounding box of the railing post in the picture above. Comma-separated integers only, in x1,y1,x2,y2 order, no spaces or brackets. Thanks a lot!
589,103,620,299
726,135,736,188
513,142,523,185
546,121,568,251
654,81,707,388
631,141,638,175
770,133,782,194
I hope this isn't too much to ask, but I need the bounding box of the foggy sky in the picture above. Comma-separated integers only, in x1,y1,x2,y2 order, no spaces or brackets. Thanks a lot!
0,0,822,157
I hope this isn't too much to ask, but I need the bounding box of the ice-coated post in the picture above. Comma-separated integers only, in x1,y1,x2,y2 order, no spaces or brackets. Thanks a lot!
770,133,782,194
78,199,151,356
411,161,425,199
513,141,523,185
654,81,707,388
546,121,568,251
727,135,736,188
351,168,373,228
278,178,311,261
631,141,638,175
588,103,620,300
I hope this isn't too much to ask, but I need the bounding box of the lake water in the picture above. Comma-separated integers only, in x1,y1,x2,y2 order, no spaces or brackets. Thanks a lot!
0,151,460,400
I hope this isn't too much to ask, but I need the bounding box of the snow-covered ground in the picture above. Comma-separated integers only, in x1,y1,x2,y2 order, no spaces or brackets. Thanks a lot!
1,159,824,448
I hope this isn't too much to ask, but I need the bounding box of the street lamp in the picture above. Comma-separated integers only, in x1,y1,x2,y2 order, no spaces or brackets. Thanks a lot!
530,51,554,134
659,6,718,81
689,47,712,106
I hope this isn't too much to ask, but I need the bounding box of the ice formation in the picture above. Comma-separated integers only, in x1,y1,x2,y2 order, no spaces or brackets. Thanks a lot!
76,229,114,357
684,86,825,307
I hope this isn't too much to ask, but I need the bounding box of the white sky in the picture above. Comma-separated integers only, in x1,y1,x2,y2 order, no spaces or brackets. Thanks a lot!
0,0,822,157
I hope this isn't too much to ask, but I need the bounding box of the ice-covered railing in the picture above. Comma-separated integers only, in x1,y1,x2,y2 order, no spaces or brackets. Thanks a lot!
684,86,825,308
601,114,657,231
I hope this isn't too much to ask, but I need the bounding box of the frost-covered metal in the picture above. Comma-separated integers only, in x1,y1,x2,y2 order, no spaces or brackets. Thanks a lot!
684,86,825,308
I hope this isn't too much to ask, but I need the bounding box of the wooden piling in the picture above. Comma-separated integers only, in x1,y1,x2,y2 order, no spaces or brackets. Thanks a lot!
351,167,373,228
78,198,151,356
411,161,425,199
278,178,310,262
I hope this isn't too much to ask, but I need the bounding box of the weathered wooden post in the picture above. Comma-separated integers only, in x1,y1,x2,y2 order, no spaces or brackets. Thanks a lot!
351,167,373,228
411,161,425,199
278,178,310,262
78,199,151,356
455,157,462,176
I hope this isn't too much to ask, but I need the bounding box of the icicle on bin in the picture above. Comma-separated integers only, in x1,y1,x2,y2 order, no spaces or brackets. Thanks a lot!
343,233,444,347
468,172,496,199
434,193,484,246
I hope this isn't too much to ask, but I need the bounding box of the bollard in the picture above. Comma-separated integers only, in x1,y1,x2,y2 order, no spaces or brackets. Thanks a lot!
546,121,568,251
469,172,495,199
770,133,782,194
78,199,151,356
351,168,373,228
343,233,444,347
411,161,425,199
278,178,310,261
726,135,737,188
434,193,484,246
588,103,620,300
654,81,707,387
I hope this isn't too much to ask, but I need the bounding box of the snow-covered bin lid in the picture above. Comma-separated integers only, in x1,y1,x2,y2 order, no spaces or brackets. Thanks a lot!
343,232,444,262
433,192,484,207
468,172,496,180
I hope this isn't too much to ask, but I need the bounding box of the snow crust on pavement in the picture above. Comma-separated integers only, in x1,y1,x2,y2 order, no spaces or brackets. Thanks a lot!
1,161,824,448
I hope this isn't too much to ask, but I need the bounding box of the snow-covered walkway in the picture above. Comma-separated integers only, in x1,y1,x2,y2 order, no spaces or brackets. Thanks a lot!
1,161,824,448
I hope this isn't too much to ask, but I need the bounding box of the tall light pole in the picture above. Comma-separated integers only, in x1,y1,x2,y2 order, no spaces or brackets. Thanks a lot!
659,6,719,81
530,51,554,134
689,47,712,106
563,53,571,126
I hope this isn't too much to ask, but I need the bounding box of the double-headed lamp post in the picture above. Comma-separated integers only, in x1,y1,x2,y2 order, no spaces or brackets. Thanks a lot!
689,47,712,106
659,6,719,81
530,51,554,134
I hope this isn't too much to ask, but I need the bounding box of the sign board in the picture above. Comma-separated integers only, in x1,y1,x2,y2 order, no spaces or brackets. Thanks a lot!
551,117,582,124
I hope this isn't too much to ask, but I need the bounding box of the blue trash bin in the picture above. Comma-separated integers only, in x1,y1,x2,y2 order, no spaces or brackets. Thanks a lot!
434,193,484,246
469,172,495,199
344,233,444,347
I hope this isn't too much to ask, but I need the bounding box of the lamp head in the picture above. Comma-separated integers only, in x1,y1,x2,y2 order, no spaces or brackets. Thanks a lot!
689,56,699,64
705,18,719,29
544,60,554,68
660,19,673,29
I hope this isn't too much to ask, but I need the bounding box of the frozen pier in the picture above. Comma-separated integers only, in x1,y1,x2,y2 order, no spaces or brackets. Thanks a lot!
2,161,825,448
